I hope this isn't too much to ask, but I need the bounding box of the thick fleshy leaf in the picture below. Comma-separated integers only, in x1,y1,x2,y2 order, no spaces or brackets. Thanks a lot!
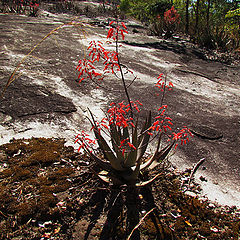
123,126,130,140
87,149,113,171
130,138,173,176
94,127,125,171
139,132,163,170
110,123,125,164
150,141,176,170
98,170,111,183
137,111,152,161
136,173,163,187
110,123,121,145
139,155,154,171
130,155,142,181
124,119,138,167
140,141,175,170
88,109,125,171
140,111,152,135
153,141,175,162
97,170,125,185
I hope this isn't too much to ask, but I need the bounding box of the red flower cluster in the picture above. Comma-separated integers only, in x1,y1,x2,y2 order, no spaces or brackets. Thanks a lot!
171,127,193,148
75,130,96,152
75,99,193,154
107,21,128,41
148,105,173,135
107,101,142,128
7,0,39,14
76,58,103,82
88,40,120,73
17,0,39,8
164,6,180,25
29,0,39,8
119,137,137,156
76,22,128,83
155,73,174,91
75,19,192,158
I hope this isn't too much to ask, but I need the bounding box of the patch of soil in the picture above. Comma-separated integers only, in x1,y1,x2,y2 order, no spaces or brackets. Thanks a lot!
0,138,239,239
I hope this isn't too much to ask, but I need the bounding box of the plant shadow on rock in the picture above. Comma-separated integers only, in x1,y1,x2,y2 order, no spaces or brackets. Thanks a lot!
73,162,240,240
76,173,176,240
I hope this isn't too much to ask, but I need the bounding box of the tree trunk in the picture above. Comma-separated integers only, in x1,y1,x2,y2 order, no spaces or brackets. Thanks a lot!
185,0,190,34
206,0,211,33
194,0,200,36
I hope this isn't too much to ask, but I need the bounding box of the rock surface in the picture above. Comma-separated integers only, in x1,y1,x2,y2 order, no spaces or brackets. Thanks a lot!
0,3,240,207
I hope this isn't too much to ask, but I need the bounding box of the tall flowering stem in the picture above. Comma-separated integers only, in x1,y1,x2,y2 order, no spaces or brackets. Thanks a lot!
113,20,134,116
76,20,133,115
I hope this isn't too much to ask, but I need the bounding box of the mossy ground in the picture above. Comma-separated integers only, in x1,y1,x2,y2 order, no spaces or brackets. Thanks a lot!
0,138,239,239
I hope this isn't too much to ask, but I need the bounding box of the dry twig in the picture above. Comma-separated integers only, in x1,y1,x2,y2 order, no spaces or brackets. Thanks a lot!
127,207,156,240
188,158,205,187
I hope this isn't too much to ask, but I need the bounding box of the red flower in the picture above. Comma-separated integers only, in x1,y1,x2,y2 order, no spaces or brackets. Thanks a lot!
121,22,127,30
107,28,114,39
128,142,136,150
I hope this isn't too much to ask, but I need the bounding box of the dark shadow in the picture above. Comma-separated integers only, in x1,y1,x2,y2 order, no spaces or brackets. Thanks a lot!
81,184,174,240
140,186,163,239
123,40,187,55
123,41,206,60
100,186,141,240
125,185,140,240
83,188,108,240
99,189,124,240
140,186,175,240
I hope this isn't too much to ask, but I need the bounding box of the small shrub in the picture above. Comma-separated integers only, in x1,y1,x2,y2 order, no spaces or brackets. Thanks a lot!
225,8,240,50
163,6,180,38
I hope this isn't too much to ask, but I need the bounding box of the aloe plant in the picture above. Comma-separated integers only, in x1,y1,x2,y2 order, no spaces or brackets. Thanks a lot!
74,20,193,188
73,19,193,238
76,106,176,187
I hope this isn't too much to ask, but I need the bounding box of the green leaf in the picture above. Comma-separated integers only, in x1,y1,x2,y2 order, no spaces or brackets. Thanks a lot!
123,125,130,140
94,127,125,171
140,140,175,170
87,149,113,172
123,119,138,167
154,141,175,161
110,123,125,164
150,141,175,170
88,109,125,171
98,170,111,183
136,172,163,187
130,153,141,181
137,111,152,161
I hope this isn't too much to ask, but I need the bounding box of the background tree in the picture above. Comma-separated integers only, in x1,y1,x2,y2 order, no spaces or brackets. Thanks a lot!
206,0,211,32
194,0,200,36
185,0,189,34
120,0,239,50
